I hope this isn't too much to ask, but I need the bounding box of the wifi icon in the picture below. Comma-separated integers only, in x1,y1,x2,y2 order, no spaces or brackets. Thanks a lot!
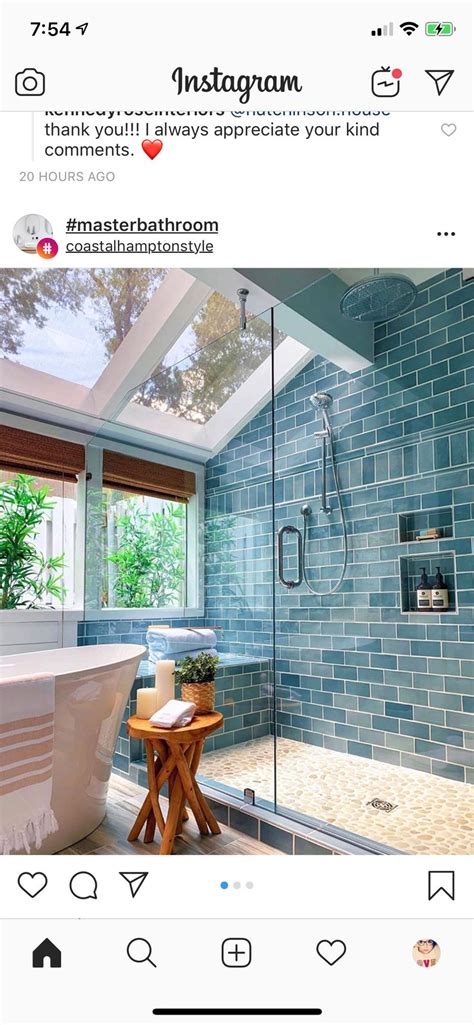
400,21,419,35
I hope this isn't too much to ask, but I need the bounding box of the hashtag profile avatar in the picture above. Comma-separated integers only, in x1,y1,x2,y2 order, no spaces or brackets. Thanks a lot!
12,213,57,258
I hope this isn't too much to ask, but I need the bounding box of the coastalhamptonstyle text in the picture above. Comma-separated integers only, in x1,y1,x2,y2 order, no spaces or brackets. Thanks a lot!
171,67,303,105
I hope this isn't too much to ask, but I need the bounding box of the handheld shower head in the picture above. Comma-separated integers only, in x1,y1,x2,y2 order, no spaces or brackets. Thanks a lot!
310,391,333,433
309,392,333,411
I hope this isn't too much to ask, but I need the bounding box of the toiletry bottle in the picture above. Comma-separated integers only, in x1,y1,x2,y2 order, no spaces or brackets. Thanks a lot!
416,568,432,610
432,567,449,611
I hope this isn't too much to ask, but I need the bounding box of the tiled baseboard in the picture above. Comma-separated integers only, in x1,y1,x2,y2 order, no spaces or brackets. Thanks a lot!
118,765,400,856
202,789,402,856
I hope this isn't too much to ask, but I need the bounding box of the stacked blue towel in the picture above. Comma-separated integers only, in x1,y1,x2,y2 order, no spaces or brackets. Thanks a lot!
146,627,218,664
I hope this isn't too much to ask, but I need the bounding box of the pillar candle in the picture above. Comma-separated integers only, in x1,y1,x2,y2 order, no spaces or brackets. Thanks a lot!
155,659,176,708
136,688,160,719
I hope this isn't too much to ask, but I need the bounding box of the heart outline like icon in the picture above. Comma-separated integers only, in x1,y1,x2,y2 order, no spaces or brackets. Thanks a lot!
316,939,347,965
141,139,163,160
17,872,48,898
441,123,456,137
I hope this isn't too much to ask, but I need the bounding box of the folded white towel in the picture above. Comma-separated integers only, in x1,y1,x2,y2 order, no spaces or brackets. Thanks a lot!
149,699,196,729
0,673,59,855
148,628,217,657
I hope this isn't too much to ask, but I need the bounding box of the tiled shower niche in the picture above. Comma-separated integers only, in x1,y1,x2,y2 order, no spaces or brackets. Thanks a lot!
398,506,454,543
399,553,457,614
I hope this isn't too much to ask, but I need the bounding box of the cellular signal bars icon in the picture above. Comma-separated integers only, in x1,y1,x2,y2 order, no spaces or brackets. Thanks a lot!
372,22,393,36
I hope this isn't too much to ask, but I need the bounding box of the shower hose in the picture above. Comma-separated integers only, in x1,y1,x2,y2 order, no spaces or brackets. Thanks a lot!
302,430,348,596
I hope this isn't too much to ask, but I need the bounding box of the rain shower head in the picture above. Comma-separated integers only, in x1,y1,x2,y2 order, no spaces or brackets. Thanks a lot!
340,273,417,322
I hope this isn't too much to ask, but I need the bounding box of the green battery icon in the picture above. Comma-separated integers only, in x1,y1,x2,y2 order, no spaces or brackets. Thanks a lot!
425,22,455,35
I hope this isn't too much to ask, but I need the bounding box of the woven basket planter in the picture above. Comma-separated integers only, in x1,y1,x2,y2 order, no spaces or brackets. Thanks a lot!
181,680,215,714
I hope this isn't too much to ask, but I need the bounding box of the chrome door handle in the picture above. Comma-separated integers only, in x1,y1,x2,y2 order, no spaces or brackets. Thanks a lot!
277,525,303,589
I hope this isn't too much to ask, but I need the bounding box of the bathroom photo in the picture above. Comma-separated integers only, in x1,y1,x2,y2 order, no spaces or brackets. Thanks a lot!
1,266,473,857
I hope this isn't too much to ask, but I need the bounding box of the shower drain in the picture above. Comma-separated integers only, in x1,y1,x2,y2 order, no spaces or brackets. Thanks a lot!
366,798,398,813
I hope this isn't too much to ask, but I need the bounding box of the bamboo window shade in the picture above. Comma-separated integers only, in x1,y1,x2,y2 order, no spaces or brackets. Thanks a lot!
0,425,85,482
102,450,196,502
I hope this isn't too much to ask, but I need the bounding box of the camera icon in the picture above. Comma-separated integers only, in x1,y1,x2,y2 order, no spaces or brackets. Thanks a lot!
15,68,45,97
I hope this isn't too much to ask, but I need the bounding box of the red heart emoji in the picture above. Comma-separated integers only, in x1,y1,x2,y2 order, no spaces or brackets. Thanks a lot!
141,139,163,160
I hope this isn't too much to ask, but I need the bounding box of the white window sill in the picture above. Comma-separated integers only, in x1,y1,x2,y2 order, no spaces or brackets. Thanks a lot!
0,608,204,623
0,609,83,622
83,607,205,621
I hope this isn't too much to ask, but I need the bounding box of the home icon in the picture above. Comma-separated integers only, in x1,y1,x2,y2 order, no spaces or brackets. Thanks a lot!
32,938,62,968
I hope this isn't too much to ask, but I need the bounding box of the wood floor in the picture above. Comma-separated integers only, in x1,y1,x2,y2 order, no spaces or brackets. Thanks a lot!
57,774,283,856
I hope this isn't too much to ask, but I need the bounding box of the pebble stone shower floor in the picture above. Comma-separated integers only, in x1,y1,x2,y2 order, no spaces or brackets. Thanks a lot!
200,736,473,855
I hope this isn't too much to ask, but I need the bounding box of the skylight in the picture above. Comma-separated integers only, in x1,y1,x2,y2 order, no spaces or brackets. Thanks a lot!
2,265,387,460
132,294,284,424
0,267,167,387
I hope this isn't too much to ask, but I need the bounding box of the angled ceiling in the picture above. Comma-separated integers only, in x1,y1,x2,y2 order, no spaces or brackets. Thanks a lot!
1,267,444,463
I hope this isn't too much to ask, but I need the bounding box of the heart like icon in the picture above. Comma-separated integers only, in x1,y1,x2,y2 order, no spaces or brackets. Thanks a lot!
17,872,48,898
441,123,456,137
141,139,163,160
316,939,347,965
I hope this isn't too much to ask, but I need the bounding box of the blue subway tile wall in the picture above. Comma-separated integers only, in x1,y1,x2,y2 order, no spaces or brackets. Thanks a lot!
78,616,204,648
205,270,474,783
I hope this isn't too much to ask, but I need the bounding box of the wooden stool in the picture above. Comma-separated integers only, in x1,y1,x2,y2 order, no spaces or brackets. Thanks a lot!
127,712,223,855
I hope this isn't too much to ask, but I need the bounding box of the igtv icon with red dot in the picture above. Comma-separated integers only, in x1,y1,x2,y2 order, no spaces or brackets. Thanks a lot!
371,66,402,98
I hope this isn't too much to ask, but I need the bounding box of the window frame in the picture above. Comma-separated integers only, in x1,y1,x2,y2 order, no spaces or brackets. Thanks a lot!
83,438,204,621
0,415,205,623
0,449,84,616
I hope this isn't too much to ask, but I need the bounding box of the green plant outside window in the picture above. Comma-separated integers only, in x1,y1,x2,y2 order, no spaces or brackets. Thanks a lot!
0,473,66,609
103,491,186,609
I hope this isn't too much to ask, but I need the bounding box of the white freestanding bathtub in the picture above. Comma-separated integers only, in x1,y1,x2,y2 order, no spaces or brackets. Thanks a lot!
0,644,145,854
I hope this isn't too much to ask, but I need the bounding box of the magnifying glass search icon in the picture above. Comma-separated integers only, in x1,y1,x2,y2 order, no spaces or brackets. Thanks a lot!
127,937,157,967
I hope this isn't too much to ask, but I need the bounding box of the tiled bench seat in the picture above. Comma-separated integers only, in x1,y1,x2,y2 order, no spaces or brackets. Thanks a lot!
113,654,272,777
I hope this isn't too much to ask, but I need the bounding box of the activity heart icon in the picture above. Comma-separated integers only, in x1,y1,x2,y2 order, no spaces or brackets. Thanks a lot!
441,123,456,136
316,939,347,965
17,872,48,898
141,139,163,159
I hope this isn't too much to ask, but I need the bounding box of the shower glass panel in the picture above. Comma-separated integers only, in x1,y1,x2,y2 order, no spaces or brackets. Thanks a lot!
272,271,473,856
81,301,278,812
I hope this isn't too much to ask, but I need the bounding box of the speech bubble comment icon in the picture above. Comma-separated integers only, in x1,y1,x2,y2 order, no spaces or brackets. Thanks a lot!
69,872,98,900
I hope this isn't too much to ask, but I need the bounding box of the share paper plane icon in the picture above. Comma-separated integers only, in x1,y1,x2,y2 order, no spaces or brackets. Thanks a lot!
119,872,149,898
425,70,454,96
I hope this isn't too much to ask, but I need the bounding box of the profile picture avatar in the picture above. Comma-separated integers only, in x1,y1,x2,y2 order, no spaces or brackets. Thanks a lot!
15,67,45,96
12,214,57,259
412,939,441,968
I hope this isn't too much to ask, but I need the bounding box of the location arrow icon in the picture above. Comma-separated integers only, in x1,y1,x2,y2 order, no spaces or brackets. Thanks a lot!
119,872,149,898
425,70,454,96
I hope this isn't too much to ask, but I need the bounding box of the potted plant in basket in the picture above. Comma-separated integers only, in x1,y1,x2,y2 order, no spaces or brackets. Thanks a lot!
175,652,220,714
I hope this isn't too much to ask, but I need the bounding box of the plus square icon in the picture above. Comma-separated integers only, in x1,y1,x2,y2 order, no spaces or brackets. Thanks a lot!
221,938,252,967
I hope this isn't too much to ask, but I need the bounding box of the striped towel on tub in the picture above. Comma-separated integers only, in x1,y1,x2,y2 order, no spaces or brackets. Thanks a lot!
0,673,58,855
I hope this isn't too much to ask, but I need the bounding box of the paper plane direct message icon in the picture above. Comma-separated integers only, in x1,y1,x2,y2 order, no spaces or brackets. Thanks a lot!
119,872,149,898
425,70,454,96
428,870,455,900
